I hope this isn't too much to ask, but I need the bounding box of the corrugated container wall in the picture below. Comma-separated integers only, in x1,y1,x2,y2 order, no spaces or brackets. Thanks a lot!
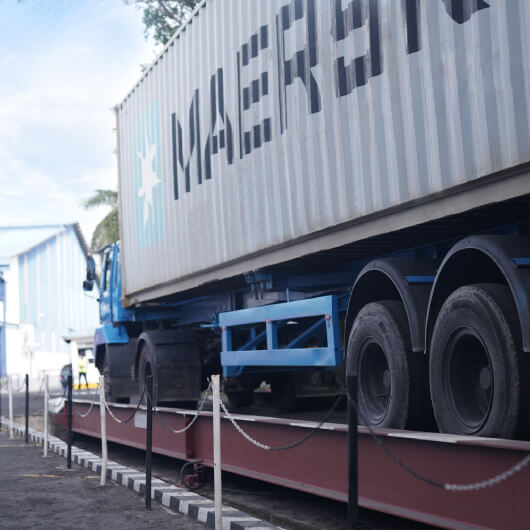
117,0,530,304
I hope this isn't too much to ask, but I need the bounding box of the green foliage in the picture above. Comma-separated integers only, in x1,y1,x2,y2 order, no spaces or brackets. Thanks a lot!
125,0,201,46
83,190,119,252
82,189,117,209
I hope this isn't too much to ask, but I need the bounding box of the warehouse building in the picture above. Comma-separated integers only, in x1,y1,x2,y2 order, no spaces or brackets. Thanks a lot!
0,224,99,388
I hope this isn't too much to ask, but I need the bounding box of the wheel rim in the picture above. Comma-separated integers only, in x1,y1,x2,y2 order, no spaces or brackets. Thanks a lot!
444,330,493,433
358,340,391,424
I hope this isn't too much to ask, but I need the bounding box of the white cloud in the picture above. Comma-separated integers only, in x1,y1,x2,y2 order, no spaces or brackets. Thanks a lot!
0,0,160,241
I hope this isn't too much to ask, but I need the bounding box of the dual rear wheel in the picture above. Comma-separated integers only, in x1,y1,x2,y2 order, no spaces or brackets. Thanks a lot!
346,300,431,430
429,284,525,439
347,285,528,438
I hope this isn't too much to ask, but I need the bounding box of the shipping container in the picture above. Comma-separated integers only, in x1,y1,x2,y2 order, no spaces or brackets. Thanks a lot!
116,0,530,304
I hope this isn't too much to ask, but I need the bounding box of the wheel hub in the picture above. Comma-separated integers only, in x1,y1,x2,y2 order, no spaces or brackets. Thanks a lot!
358,341,391,422
446,331,493,432
480,366,492,390
382,369,391,390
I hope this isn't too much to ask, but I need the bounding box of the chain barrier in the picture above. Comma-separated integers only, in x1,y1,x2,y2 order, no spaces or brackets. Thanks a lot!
150,382,212,435
74,384,100,418
30,377,46,401
62,371,529,492
220,393,345,451
104,389,146,424
446,455,530,491
48,385,68,405
218,385,529,489
13,378,26,393
347,392,530,492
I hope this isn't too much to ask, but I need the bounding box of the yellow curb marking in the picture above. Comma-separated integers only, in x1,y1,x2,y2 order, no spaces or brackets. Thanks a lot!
19,474,60,479
0,444,40,447
85,475,99,479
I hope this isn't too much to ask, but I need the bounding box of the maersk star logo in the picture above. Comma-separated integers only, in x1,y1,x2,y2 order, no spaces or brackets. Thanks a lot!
134,101,164,248
137,133,160,225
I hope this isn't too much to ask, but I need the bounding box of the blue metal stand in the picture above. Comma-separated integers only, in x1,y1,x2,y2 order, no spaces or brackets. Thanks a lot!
220,295,345,376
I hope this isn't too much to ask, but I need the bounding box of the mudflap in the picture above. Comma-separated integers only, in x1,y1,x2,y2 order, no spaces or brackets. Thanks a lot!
139,330,204,403
155,343,202,402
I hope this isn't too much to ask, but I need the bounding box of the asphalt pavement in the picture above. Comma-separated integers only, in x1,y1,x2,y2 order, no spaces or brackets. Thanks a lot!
0,427,205,529
0,388,96,417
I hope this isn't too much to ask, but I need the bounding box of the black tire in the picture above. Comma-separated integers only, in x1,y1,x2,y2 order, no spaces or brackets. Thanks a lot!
167,400,198,410
270,373,297,412
347,301,431,429
225,390,254,409
429,284,521,438
103,354,113,403
138,344,158,405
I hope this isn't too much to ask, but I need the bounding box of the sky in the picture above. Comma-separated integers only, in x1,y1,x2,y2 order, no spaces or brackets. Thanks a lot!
0,0,160,244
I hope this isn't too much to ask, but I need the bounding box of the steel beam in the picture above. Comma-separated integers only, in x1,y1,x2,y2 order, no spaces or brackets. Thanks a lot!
70,400,530,530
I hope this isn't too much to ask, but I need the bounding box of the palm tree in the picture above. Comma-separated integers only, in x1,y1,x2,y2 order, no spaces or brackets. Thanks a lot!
83,190,119,252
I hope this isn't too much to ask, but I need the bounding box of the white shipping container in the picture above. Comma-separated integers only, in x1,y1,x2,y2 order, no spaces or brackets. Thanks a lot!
116,0,530,305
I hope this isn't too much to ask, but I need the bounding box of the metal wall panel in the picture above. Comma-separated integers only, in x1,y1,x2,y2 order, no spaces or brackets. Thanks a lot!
117,0,530,303
16,227,99,353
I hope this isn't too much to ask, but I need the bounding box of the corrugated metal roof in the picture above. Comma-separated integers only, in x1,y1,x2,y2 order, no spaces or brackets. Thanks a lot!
0,224,79,265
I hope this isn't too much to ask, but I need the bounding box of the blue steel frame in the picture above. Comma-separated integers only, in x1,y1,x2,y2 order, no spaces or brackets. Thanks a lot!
219,295,343,377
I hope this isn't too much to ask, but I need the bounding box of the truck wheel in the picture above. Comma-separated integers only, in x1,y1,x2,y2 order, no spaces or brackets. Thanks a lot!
270,373,297,412
103,354,113,403
226,390,254,409
347,301,428,429
138,345,158,405
429,284,520,438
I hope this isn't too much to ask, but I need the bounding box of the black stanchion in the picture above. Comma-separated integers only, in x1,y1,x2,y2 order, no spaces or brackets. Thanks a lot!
145,375,153,511
25,374,29,443
67,374,72,469
347,374,358,530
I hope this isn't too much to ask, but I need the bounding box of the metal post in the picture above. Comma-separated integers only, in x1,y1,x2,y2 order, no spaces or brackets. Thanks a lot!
212,374,222,530
25,373,29,443
43,374,48,457
145,375,153,510
8,374,13,439
67,374,72,469
99,375,107,486
347,374,358,530
0,279,5,421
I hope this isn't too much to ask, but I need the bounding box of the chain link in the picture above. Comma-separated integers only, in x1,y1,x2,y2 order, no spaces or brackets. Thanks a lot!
220,393,345,451
347,392,530,491
444,454,530,491
48,385,68,405
13,378,26,393
104,389,146,424
152,382,212,435
30,377,46,401
74,384,100,418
